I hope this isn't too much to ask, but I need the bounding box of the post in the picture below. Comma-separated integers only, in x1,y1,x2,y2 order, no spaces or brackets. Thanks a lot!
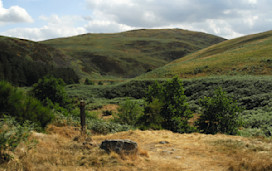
80,100,86,135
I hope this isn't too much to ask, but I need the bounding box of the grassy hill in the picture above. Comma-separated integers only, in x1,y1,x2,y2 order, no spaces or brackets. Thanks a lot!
0,36,79,85
140,30,272,78
41,29,225,78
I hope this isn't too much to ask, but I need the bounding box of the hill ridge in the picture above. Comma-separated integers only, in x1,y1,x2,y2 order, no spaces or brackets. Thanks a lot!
41,29,225,78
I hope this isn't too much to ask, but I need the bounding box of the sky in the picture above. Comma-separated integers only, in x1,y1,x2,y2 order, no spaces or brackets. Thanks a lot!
0,0,271,41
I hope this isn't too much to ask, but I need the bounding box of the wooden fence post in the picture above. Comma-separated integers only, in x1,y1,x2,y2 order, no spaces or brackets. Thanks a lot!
80,100,86,135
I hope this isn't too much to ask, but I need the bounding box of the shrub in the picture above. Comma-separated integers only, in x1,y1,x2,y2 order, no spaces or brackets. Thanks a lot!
0,81,53,127
197,87,243,135
144,77,194,133
241,107,272,136
113,99,144,126
84,78,94,85
0,116,34,163
32,75,68,107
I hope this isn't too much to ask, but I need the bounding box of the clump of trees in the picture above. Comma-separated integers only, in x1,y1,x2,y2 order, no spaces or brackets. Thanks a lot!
115,77,243,135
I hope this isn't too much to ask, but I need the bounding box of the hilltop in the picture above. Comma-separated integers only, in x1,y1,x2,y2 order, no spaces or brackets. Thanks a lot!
41,29,225,78
0,36,79,85
140,30,272,78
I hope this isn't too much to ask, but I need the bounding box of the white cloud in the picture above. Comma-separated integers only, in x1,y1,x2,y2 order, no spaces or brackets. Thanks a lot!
84,0,272,39
84,20,135,33
2,15,86,41
0,0,33,23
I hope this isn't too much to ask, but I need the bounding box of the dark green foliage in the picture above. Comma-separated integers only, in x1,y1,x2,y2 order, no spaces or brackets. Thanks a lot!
102,110,113,116
144,77,193,133
32,76,68,107
113,99,144,126
138,98,164,130
0,116,34,163
84,78,94,85
0,81,53,127
197,87,243,135
0,51,79,86
104,80,158,99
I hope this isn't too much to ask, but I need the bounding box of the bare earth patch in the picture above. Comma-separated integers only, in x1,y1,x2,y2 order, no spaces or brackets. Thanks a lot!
1,125,271,171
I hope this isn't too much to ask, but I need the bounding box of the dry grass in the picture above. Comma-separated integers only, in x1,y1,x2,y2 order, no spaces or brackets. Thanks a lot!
1,125,271,171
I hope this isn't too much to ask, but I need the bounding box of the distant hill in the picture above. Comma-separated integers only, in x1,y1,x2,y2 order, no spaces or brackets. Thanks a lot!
0,36,79,86
41,29,225,78
139,30,272,78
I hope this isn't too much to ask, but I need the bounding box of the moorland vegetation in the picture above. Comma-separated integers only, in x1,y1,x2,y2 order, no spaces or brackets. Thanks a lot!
0,29,272,170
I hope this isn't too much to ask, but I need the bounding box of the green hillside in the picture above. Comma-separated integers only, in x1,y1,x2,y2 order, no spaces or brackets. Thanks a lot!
41,29,225,78
140,30,272,78
0,36,79,86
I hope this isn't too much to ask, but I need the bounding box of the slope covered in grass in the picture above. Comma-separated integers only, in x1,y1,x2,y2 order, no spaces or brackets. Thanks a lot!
140,30,272,78
41,29,225,78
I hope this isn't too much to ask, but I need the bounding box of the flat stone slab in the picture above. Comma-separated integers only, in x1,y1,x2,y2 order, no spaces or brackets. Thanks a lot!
100,139,138,154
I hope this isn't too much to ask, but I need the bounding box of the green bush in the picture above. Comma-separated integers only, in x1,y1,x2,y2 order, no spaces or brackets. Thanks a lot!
84,78,94,85
0,116,34,163
241,106,272,136
138,98,164,130
144,77,194,133
197,87,243,135
0,81,53,127
32,75,69,107
113,99,144,126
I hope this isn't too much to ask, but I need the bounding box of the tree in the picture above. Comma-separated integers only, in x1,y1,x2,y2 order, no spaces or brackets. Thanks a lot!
138,98,164,130
197,87,243,135
144,77,194,133
113,99,144,126
32,75,68,107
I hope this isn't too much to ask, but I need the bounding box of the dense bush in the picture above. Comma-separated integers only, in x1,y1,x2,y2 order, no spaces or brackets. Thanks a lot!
84,78,94,85
0,81,53,127
0,116,35,163
32,76,69,108
113,99,144,126
241,106,272,136
197,87,243,135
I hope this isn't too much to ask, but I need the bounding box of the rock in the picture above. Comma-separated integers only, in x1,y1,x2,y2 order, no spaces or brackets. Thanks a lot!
100,139,138,154
159,141,170,144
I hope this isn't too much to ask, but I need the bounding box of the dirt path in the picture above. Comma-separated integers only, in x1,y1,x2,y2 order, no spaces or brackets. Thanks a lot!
1,126,272,171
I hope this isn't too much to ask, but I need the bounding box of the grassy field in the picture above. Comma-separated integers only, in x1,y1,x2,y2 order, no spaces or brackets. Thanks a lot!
1,125,271,171
140,30,272,78
41,29,225,78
